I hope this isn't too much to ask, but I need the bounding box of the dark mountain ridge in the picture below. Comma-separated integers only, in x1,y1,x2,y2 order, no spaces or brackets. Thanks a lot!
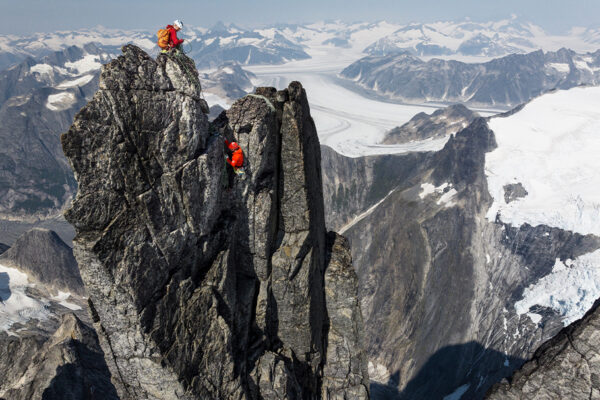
342,48,600,107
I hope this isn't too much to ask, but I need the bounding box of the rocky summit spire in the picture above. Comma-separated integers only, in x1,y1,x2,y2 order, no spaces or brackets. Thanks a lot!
61,44,369,400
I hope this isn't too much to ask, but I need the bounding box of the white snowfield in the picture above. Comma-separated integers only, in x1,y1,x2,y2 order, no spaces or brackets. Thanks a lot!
443,384,471,400
0,263,49,334
487,87,600,236
367,18,600,58
64,54,103,74
515,252,600,325
487,86,600,325
46,92,77,111
51,291,82,311
56,74,95,89
0,263,82,334
419,182,458,208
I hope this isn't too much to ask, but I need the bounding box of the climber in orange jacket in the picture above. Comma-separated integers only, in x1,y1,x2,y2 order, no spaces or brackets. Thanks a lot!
225,140,244,171
224,139,244,189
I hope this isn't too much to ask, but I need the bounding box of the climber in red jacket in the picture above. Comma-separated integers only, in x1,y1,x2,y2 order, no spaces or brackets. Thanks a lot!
167,20,185,50
225,140,244,170
225,139,245,188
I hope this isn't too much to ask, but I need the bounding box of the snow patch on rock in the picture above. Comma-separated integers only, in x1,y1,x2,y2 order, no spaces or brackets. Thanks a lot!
46,92,76,111
0,263,50,334
51,291,82,311
515,250,600,325
56,74,94,89
368,361,391,384
30,63,54,75
64,54,102,74
419,182,457,207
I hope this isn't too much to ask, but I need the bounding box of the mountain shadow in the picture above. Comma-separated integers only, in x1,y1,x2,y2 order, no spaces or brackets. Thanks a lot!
371,341,525,400
40,339,119,400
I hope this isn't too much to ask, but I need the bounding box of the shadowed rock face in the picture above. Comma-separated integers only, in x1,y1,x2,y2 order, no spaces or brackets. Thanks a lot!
0,313,118,400
0,228,83,295
486,298,600,399
321,117,600,399
62,45,368,400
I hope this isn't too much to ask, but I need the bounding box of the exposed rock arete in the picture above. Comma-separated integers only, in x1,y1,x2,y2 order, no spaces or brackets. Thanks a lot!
486,298,600,399
62,45,369,399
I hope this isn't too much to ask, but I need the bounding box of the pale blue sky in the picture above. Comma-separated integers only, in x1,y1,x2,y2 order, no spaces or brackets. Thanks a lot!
2,0,598,34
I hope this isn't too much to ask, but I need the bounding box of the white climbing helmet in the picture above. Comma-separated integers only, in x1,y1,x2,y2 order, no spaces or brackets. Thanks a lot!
174,20,184,29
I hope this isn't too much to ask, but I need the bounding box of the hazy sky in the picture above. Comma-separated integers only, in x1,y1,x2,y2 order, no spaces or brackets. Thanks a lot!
2,0,599,35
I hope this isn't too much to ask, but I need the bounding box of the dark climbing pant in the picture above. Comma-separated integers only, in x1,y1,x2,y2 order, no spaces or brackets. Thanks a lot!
227,164,235,189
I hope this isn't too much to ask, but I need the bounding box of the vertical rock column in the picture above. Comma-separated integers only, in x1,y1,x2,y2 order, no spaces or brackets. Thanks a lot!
63,45,369,400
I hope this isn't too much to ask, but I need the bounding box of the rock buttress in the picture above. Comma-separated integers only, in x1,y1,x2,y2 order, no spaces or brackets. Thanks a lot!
486,298,600,399
61,44,369,400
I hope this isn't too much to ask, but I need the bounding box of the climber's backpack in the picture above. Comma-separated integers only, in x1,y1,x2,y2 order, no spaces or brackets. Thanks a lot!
157,28,170,49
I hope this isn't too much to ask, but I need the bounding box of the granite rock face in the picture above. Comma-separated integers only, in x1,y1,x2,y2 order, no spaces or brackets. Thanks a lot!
487,299,600,399
62,45,369,400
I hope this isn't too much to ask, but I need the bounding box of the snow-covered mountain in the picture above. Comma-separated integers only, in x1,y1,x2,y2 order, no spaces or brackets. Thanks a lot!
364,17,600,57
186,22,310,68
0,45,109,219
0,228,118,399
0,23,313,71
320,86,600,398
3,18,599,74
341,48,600,107
200,62,256,109
0,28,152,71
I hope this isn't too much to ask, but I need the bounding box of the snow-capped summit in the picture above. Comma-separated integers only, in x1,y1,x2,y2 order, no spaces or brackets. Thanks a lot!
363,17,600,58
0,45,105,218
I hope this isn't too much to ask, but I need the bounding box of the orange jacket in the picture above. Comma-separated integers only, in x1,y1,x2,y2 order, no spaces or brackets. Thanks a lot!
225,140,244,168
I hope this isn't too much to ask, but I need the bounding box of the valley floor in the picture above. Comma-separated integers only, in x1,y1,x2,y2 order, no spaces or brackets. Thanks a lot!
245,46,502,157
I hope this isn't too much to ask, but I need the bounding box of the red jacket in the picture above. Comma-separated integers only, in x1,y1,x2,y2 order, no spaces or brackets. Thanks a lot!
166,25,184,48
225,140,244,168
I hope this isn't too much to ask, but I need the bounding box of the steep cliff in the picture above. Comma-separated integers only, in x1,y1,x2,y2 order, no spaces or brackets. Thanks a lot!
322,103,600,398
486,298,600,399
62,45,368,400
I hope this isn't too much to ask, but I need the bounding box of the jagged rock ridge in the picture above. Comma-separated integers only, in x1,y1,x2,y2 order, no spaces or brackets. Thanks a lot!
62,45,368,399
486,298,600,399
0,228,117,400
0,45,106,220
0,313,119,400
383,104,477,145
342,48,600,107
